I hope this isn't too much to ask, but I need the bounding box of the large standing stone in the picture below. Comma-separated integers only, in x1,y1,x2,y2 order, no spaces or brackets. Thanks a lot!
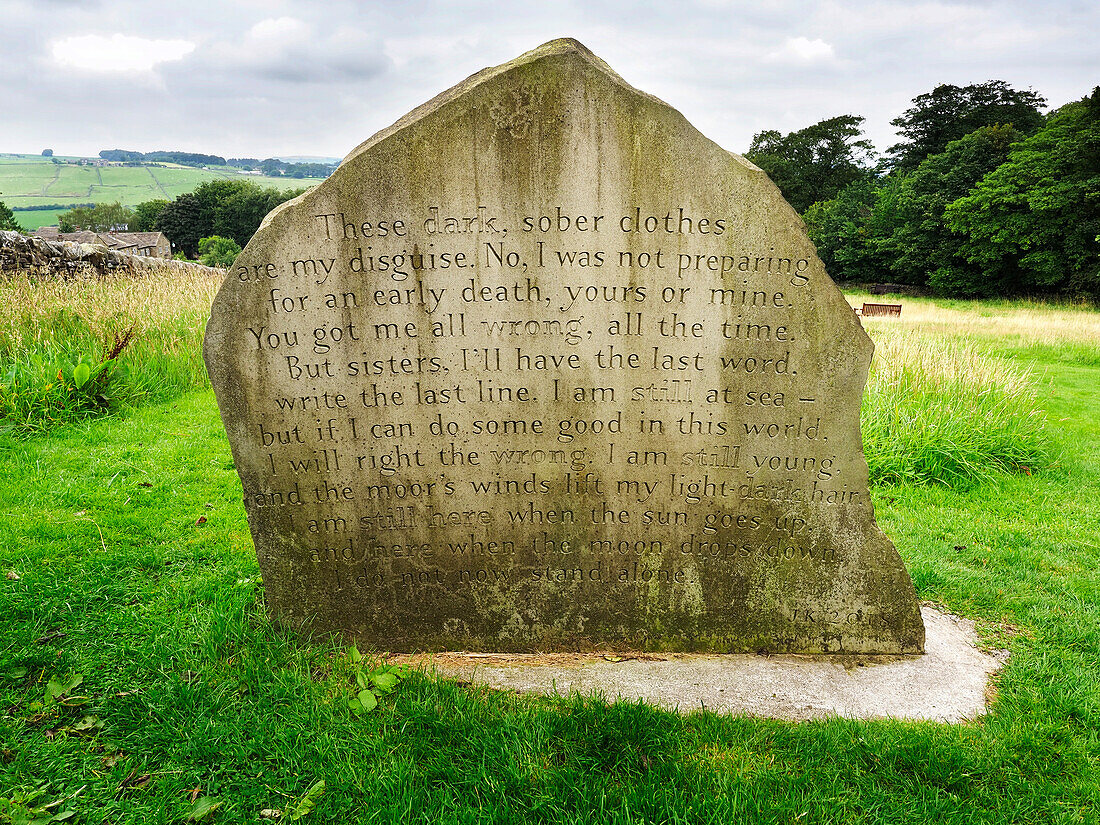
204,39,924,654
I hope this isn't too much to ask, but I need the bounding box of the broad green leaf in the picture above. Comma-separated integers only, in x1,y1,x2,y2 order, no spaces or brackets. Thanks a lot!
45,679,65,704
288,780,325,820
68,715,103,734
73,363,91,389
355,672,369,690
186,796,222,821
347,646,362,664
370,671,398,693
45,673,85,706
356,689,378,712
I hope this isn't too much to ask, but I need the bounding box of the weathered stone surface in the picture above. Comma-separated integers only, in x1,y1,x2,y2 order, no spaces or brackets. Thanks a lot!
204,39,924,653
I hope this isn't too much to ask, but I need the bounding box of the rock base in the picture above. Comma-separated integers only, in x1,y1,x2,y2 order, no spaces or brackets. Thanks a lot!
403,607,1004,722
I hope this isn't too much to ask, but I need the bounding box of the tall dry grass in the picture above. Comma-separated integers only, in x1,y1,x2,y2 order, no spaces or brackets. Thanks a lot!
848,293,1100,365
0,268,222,432
0,272,1067,493
861,330,1050,487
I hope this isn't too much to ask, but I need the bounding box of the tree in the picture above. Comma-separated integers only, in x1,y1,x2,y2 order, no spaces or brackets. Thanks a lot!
193,180,257,245
210,183,295,248
879,124,1022,292
58,202,136,232
41,149,53,157
155,180,303,256
131,199,169,232
745,115,876,213
197,235,241,268
99,149,145,162
888,80,1045,172
804,177,893,283
0,200,24,232
946,88,1100,298
155,193,205,258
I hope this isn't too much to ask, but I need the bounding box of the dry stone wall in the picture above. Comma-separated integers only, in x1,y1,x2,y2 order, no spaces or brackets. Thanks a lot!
205,39,924,654
0,230,216,280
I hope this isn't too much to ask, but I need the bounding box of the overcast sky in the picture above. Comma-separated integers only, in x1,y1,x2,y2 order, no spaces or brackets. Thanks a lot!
2,0,1097,161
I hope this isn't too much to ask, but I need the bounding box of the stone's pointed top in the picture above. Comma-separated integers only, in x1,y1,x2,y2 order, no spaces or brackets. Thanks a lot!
525,37,595,57
340,37,636,166
515,37,635,91
517,37,617,72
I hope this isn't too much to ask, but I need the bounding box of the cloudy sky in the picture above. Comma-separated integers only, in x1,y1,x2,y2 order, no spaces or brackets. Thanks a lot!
1,0,1097,161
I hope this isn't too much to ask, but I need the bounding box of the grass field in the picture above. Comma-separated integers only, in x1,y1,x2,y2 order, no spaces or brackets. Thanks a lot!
10,209,69,231
0,153,322,223
1,283,1098,822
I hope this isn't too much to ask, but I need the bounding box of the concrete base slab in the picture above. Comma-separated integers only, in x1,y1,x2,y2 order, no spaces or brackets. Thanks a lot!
401,607,1006,722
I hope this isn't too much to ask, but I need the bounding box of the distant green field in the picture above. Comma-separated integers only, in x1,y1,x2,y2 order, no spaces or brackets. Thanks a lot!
0,154,322,222
10,209,69,231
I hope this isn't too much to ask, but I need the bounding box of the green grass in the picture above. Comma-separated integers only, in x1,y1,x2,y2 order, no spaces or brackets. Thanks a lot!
0,161,60,192
0,154,321,214
0,269,218,433
8,209,68,231
44,164,101,198
862,332,1051,487
1,295,1099,821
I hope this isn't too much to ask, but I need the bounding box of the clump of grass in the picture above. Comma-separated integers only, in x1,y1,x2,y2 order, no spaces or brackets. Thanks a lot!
861,331,1050,488
0,268,220,433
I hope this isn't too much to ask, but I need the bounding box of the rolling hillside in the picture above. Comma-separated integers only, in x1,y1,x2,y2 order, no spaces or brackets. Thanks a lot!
0,153,323,229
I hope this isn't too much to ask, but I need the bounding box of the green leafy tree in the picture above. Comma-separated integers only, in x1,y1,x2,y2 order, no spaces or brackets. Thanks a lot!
946,88,1100,298
888,80,1045,172
804,176,903,283
156,181,302,257
0,200,24,232
41,149,53,157
197,235,242,268
58,202,136,232
745,115,876,214
211,183,301,248
164,180,255,251
155,193,205,258
131,199,169,232
880,124,1022,292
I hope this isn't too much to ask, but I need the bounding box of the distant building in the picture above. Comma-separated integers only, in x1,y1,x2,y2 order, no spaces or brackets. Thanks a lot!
34,228,172,259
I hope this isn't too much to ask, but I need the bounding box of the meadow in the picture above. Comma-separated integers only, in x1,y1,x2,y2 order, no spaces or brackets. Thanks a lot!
0,153,322,228
0,272,1098,822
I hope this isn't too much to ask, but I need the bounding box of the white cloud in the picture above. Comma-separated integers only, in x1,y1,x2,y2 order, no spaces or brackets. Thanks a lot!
50,33,194,73
246,16,309,44
3,0,1097,159
196,16,387,84
769,36,836,63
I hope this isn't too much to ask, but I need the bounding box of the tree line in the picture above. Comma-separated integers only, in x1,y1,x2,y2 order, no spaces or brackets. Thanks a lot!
745,81,1100,299
0,179,304,267
47,180,305,267
97,149,336,178
98,149,228,166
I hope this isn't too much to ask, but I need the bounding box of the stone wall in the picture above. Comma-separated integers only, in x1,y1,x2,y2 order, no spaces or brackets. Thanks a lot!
0,230,219,280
